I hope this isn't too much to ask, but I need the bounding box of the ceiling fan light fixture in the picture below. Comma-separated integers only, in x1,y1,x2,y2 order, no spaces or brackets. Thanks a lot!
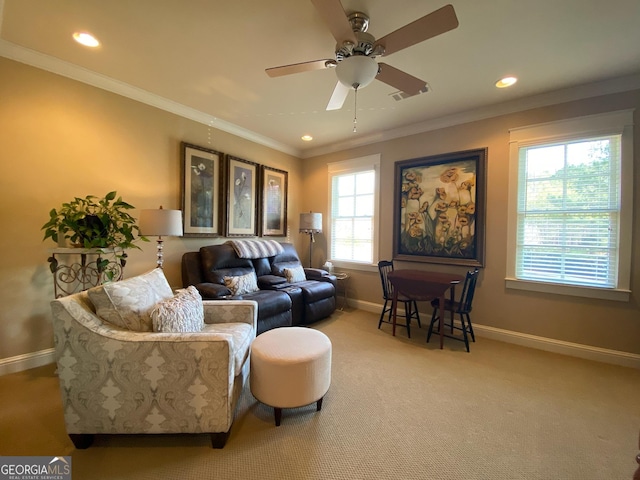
336,56,378,89
371,44,386,57
347,12,370,33
340,40,355,55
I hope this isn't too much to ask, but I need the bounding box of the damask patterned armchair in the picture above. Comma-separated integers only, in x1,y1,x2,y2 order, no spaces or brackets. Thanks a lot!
50,269,257,449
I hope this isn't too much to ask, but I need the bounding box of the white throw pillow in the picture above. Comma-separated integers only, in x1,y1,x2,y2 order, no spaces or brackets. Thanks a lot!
151,286,204,333
88,268,174,331
283,265,306,283
223,272,259,296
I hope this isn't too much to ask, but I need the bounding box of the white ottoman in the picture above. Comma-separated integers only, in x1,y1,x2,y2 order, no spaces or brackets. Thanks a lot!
250,327,332,426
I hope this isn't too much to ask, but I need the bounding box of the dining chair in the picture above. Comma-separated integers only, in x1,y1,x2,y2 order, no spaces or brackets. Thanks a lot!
377,260,421,337
427,268,479,352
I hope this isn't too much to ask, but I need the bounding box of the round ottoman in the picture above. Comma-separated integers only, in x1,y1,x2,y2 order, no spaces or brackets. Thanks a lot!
250,327,332,426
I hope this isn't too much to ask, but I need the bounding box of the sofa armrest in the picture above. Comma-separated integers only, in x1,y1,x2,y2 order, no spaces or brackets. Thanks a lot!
51,296,252,348
305,268,337,285
305,268,329,278
195,282,232,299
203,300,257,332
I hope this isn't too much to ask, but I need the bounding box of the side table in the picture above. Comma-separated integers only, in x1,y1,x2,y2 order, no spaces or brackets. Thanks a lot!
48,248,124,298
334,272,350,310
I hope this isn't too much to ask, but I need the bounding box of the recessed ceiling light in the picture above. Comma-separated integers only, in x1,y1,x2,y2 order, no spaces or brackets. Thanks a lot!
496,76,517,88
73,32,100,48
301,135,313,142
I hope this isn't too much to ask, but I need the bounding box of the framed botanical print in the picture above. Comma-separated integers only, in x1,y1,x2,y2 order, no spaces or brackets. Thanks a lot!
225,155,258,237
393,148,487,267
260,166,288,237
181,142,223,237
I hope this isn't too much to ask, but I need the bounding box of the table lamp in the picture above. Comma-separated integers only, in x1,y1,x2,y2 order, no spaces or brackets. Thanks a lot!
299,212,322,268
139,206,183,268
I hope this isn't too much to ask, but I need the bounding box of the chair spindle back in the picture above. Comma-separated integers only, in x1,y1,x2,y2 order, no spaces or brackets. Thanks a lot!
457,268,479,314
378,260,394,301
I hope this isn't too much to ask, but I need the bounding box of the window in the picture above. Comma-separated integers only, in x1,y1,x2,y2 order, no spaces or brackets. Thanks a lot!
506,110,633,301
328,154,380,268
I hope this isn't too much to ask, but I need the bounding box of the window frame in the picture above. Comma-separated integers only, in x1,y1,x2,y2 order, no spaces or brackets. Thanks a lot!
506,110,634,301
327,154,381,271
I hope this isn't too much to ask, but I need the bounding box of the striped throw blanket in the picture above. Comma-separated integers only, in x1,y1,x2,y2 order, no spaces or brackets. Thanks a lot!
227,240,284,259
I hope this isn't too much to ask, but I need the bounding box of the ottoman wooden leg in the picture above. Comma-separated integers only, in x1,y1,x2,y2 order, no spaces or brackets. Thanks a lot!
317,397,323,411
274,407,282,426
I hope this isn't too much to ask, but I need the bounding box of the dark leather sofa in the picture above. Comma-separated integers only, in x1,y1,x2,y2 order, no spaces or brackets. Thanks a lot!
182,242,337,334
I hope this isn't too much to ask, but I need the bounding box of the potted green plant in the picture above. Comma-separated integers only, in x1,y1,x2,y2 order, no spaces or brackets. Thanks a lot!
42,191,147,279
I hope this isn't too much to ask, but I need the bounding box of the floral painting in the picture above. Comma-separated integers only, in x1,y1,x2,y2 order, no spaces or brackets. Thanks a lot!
181,143,222,237
261,166,288,236
226,155,258,237
393,149,486,266
190,155,215,228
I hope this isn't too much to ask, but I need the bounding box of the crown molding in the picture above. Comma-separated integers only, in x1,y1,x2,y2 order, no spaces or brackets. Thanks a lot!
2,34,638,162
0,38,302,158
300,72,640,158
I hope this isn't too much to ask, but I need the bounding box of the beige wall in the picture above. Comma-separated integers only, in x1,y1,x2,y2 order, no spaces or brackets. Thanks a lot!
0,58,302,360
1,55,638,366
303,91,640,354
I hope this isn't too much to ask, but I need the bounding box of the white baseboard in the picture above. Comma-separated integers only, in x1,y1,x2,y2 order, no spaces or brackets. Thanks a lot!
472,324,640,369
347,299,640,369
0,348,55,376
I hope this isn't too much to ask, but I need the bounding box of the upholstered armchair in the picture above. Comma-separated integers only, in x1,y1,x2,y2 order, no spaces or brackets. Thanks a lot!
50,269,257,449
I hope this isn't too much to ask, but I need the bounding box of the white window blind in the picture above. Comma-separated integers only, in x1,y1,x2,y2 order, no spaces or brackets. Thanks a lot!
516,136,621,287
506,109,633,300
328,155,380,266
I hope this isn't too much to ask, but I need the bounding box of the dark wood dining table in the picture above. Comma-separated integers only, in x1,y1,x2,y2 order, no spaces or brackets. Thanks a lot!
387,269,464,349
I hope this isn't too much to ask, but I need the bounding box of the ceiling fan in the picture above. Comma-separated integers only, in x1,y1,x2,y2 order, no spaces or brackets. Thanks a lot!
266,0,459,111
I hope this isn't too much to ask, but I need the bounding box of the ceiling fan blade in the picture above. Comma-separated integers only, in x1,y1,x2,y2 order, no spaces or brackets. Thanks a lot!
376,63,427,96
266,59,335,77
326,81,350,110
376,4,459,57
311,0,357,46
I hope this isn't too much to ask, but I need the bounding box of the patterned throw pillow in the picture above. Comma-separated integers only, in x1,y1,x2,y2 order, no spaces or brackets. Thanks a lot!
223,272,259,296
151,286,204,333
283,265,306,283
88,268,174,331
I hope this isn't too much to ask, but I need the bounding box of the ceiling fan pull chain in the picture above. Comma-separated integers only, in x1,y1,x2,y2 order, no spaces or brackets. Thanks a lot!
353,85,358,133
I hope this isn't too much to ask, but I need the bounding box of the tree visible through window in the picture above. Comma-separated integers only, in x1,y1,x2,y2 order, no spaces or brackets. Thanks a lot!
507,109,633,300
517,136,620,287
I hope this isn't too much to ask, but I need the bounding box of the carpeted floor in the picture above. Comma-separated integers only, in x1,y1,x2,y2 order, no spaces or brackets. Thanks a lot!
1,308,639,479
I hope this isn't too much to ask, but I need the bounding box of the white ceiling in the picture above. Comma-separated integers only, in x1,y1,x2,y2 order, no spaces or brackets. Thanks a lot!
2,0,640,158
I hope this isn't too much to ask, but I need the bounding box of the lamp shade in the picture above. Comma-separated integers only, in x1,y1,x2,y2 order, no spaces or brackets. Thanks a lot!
299,212,322,233
139,208,183,237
